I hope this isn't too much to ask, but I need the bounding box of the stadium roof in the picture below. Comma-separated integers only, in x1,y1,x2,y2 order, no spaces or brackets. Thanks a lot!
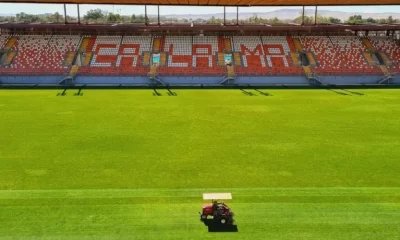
1,0,398,6
2,22,399,32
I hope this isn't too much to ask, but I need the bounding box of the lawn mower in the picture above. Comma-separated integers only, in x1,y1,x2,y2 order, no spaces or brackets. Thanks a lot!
200,193,235,225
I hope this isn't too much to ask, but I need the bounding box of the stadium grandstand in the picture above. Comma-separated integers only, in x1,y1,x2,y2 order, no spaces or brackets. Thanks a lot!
0,0,399,86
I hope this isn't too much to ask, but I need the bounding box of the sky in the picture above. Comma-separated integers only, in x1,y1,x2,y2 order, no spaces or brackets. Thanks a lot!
0,3,400,16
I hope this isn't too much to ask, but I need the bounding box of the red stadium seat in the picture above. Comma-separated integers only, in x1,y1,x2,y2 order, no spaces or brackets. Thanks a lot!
369,36,400,74
231,36,303,76
300,36,380,75
1,34,396,79
0,35,81,75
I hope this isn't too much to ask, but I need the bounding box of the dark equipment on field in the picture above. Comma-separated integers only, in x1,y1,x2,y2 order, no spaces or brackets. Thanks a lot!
199,193,235,225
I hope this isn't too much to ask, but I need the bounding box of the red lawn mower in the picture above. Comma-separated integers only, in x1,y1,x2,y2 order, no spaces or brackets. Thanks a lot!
199,193,235,225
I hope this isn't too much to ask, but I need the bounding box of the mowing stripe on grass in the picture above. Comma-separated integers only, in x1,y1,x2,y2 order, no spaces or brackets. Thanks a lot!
1,188,400,240
1,187,400,201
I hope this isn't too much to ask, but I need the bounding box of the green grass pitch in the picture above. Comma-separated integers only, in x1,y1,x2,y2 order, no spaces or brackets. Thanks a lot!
1,89,400,240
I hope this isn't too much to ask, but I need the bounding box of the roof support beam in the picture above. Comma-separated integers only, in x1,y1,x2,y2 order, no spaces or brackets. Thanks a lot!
224,6,226,25
314,6,317,25
64,4,67,24
236,6,239,25
145,5,148,25
158,5,160,25
302,6,305,25
77,4,80,24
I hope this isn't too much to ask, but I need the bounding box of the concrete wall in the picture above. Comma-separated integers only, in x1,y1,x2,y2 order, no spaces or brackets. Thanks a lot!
74,76,149,85
162,76,220,85
0,75,61,84
393,75,400,84
1,75,399,85
319,75,382,85
236,76,308,85
74,76,308,85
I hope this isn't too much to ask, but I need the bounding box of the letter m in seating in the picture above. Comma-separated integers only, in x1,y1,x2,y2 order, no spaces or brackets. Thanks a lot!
240,45,266,67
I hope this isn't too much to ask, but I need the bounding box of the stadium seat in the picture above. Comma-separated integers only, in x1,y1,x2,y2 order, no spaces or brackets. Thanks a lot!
300,36,380,75
1,34,397,79
0,35,81,75
0,34,10,49
79,36,152,76
369,36,400,74
232,36,302,76
158,36,224,76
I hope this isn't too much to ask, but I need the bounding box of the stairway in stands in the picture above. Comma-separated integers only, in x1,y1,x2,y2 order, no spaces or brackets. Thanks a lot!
361,38,378,66
293,38,303,52
303,66,313,78
64,51,76,66
227,65,236,79
80,37,94,66
362,52,376,66
361,38,374,51
379,52,392,66
148,37,160,77
224,37,232,52
0,36,18,66
361,37,393,83
4,37,17,51
142,52,151,67
1,50,17,66
68,65,80,79
65,36,93,80
153,38,161,53
217,36,230,66
217,52,225,66
306,52,317,66
62,37,83,67
290,52,301,66
292,38,320,83
217,36,237,84
148,65,157,79
147,37,166,84
233,52,241,66
225,37,238,82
